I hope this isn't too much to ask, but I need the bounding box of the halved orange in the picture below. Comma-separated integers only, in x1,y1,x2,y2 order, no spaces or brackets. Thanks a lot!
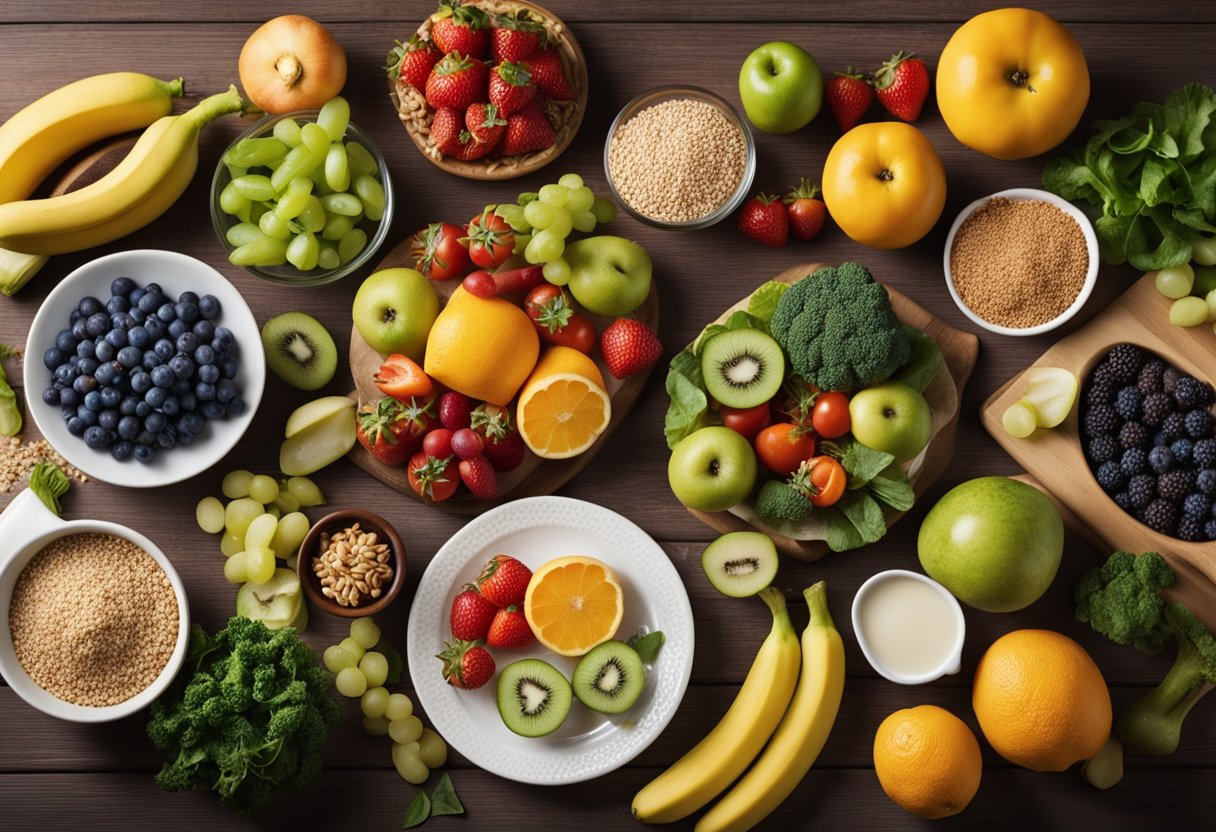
524,555,624,656
515,346,611,459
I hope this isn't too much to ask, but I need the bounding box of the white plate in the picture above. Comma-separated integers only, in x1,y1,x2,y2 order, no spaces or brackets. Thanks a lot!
23,250,265,488
406,496,694,785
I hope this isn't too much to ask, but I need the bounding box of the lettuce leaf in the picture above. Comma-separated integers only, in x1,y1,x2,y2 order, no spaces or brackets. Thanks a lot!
664,347,708,450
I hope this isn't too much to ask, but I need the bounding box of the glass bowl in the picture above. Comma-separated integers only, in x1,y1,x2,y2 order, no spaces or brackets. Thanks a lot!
603,85,756,231
210,111,395,288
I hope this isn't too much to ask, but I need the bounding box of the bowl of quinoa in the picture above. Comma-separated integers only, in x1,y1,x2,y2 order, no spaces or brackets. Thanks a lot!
604,85,755,230
943,187,1099,336
0,489,189,722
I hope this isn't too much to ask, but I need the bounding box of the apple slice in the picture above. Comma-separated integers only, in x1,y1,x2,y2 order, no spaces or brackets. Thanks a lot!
285,395,356,439
281,402,357,476
236,568,303,630
1021,367,1078,428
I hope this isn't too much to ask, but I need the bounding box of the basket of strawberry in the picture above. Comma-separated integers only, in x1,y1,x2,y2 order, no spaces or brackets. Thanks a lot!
386,0,588,179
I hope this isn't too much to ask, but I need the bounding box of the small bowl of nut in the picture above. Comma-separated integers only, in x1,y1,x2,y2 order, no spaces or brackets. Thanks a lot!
297,510,405,618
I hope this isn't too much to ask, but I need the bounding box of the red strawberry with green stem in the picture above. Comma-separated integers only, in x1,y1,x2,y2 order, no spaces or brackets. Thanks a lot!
783,179,827,241
437,639,495,689
824,68,873,132
601,318,662,380
489,61,537,117
491,9,546,63
450,586,499,640
486,605,535,649
738,192,788,247
385,35,443,91
874,51,930,122
523,48,572,100
430,0,490,58
476,554,532,607
471,404,526,471
500,102,555,156
451,129,495,161
429,107,465,155
458,454,498,500
465,102,507,147
438,391,474,431
425,51,489,111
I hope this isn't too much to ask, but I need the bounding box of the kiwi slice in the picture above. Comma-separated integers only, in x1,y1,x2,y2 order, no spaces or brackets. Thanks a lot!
572,640,646,715
261,311,338,391
700,328,785,409
496,659,572,738
701,531,779,597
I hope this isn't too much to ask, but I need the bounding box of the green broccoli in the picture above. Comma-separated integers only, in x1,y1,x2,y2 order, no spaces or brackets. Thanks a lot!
754,480,812,525
769,262,911,392
1074,551,1216,756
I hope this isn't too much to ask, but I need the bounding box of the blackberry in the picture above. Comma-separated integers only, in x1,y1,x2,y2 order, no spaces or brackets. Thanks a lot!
1113,492,1133,511
1162,411,1187,442
1120,421,1149,449
1198,469,1216,496
1183,492,1212,519
1194,438,1216,468
1090,361,1118,386
1178,514,1205,541
1174,377,1213,409
1106,344,1143,383
1140,499,1178,534
1149,445,1174,474
1185,408,1212,440
1127,474,1156,509
1206,519,1216,541
1120,447,1147,476
1084,404,1120,436
1114,386,1143,421
1088,434,1120,464
1087,378,1115,407
1141,392,1173,427
1163,366,1182,394
1171,438,1194,466
1157,469,1194,501
1096,461,1127,493
1137,359,1167,394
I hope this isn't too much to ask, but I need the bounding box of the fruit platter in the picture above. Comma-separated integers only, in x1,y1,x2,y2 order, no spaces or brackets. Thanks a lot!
1,3,1215,830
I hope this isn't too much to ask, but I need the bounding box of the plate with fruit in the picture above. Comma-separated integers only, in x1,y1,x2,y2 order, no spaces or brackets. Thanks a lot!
346,175,660,513
405,496,694,785
665,262,978,559
386,0,588,179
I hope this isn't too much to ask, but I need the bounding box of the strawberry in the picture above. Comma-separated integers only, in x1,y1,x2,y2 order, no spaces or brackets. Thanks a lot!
465,102,507,147
476,554,532,607
601,318,662,380
430,0,490,58
407,450,458,503
523,48,572,100
737,192,788,247
355,397,420,467
873,51,930,122
491,9,546,63
488,61,537,117
458,454,498,500
437,638,495,690
471,404,526,471
451,129,495,161
500,102,555,156
783,178,828,242
486,605,535,649
824,68,873,132
438,391,474,431
449,586,498,640
429,107,465,155
385,35,443,91
425,52,489,111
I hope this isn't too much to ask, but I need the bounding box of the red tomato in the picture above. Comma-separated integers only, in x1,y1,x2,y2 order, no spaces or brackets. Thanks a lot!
406,450,459,503
374,354,434,401
422,428,454,459
798,456,847,507
465,210,514,269
720,403,772,441
410,222,469,281
524,284,596,354
811,391,851,439
754,422,816,475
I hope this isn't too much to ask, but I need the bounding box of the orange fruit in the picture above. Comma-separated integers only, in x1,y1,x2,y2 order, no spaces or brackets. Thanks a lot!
523,555,623,656
423,286,539,406
972,629,1111,771
873,705,982,819
515,346,611,459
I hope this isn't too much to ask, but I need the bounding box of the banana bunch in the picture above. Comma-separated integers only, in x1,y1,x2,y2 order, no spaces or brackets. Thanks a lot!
633,582,845,832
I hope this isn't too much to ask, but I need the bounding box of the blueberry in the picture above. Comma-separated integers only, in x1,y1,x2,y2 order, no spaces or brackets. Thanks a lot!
144,282,162,296
169,353,194,379
95,362,118,387
133,445,155,464
130,371,152,393
175,332,200,355
129,307,147,324
143,317,165,339
44,347,65,370
78,296,102,317
66,416,86,436
129,287,145,305
194,381,216,402
226,396,247,417
68,309,83,324
212,327,234,352
201,400,226,419
192,320,215,342
178,392,197,412
73,374,98,395
57,387,79,408
177,290,199,305
110,440,133,461
104,328,127,348
135,401,152,418
155,431,176,450
181,411,205,435
76,339,95,358
83,426,110,449
100,387,122,409
153,338,175,360
98,409,119,431
176,429,194,447
198,294,221,320
112,312,134,332
117,415,140,440
1149,445,1173,474
175,302,199,324
145,387,167,409
144,411,167,433
192,344,215,366
71,318,88,340
116,345,141,368
75,406,98,427
161,395,180,416
75,357,97,375
62,406,75,423
83,389,102,411
219,354,239,380
93,339,115,363
157,302,176,323
137,292,162,314
151,365,174,388
105,295,129,315
85,312,109,338
55,329,77,354
142,350,162,370
197,363,220,384
170,377,191,395
215,378,235,403
42,387,60,406
135,430,157,447
111,277,136,297
1171,438,1194,466
128,326,150,349
167,319,187,339
119,396,138,416
54,364,78,385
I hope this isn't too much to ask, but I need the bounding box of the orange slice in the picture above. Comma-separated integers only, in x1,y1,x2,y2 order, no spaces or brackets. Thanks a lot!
515,346,611,459
524,555,624,656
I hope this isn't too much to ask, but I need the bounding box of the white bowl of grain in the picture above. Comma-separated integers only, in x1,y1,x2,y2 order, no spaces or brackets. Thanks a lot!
0,489,189,722
943,187,1099,336
604,85,755,230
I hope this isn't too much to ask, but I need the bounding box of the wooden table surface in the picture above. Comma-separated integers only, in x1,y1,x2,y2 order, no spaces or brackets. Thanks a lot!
1,2,1213,829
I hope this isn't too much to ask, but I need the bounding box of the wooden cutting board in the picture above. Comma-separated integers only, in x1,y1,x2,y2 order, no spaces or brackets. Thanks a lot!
685,263,980,560
346,237,659,516
982,272,1216,633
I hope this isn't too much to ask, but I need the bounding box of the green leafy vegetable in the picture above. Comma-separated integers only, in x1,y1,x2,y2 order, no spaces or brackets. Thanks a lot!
29,462,69,514
628,630,666,664
821,491,886,551
0,342,18,359
664,348,709,449
746,280,790,332
429,773,465,817
403,789,431,829
822,438,894,489
811,441,917,551
867,464,915,512
0,359,20,437
894,326,943,392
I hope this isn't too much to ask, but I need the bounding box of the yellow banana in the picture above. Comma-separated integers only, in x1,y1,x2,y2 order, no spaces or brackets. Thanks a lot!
0,72,184,204
0,86,245,256
696,581,845,832
632,586,801,824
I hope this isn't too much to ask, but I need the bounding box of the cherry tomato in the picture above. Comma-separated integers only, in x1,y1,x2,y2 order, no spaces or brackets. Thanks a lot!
410,222,469,281
811,391,851,439
797,456,846,507
720,403,772,441
406,450,458,503
525,284,596,354
465,210,514,269
422,428,454,459
754,422,816,475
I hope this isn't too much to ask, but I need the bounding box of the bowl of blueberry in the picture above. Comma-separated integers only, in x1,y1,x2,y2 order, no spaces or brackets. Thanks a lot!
23,249,265,487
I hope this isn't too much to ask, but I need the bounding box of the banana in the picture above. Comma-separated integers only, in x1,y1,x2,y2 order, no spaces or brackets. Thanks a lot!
0,72,184,204
0,87,245,256
632,586,801,824
0,247,47,296
696,581,845,832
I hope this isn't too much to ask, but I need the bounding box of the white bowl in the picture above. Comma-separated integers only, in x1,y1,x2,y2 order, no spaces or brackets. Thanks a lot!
0,489,190,722
851,569,965,686
24,249,265,487
943,187,1099,336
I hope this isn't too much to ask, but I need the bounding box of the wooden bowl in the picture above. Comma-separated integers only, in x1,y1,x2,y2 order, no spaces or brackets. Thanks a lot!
297,510,406,619
388,0,589,180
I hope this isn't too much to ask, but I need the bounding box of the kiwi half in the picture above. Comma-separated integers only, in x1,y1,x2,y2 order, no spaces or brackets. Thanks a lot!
701,531,779,597
261,311,338,391
496,658,572,738
572,640,645,714
700,328,785,409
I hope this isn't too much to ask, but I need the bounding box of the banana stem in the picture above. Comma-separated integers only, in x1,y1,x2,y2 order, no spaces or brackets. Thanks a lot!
758,586,792,632
165,76,185,98
803,581,834,630
181,85,248,127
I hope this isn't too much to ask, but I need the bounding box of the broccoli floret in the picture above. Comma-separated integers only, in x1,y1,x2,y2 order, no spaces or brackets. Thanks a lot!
769,262,911,392
754,480,812,525
1075,550,1174,653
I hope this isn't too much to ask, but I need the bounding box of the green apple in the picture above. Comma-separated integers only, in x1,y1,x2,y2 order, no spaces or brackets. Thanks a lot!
236,568,303,630
352,268,439,360
738,41,823,134
566,236,652,316
668,426,757,512
918,477,1063,613
280,396,356,476
848,381,932,462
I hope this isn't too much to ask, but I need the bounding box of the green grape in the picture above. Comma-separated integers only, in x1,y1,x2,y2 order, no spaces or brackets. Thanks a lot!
565,185,595,213
1207,288,1216,319
300,122,330,153
339,637,366,662
258,210,292,240
244,513,278,550
1193,237,1216,266
270,143,325,193
317,245,341,270
270,511,309,559
286,476,325,507
335,666,369,698
273,118,303,147
323,143,350,192
359,652,389,688
513,232,531,255
384,693,413,721
517,191,539,206
224,497,263,537
539,183,569,207
1001,400,1038,439
225,222,265,248
248,200,269,225
274,177,314,221
321,212,355,241
417,729,448,768
570,209,597,233
220,532,244,558
287,232,320,270
234,201,253,224
231,236,289,267
298,196,326,234
391,741,429,784
591,196,618,224
524,199,555,229
496,203,530,233
388,715,424,744
546,209,573,238
1155,263,1194,298
244,546,277,584
350,617,381,648
338,228,368,265
225,164,248,182
196,496,225,534
232,174,277,202
526,229,564,264
363,715,391,736
354,174,386,221
1169,296,1210,326
248,473,280,504
323,643,359,673
318,96,351,141
543,257,571,285
224,136,288,167
223,551,249,584
219,180,250,216
361,686,390,719
557,173,583,190
265,505,281,521
321,192,363,217
224,470,256,501
345,141,377,177
264,155,284,171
